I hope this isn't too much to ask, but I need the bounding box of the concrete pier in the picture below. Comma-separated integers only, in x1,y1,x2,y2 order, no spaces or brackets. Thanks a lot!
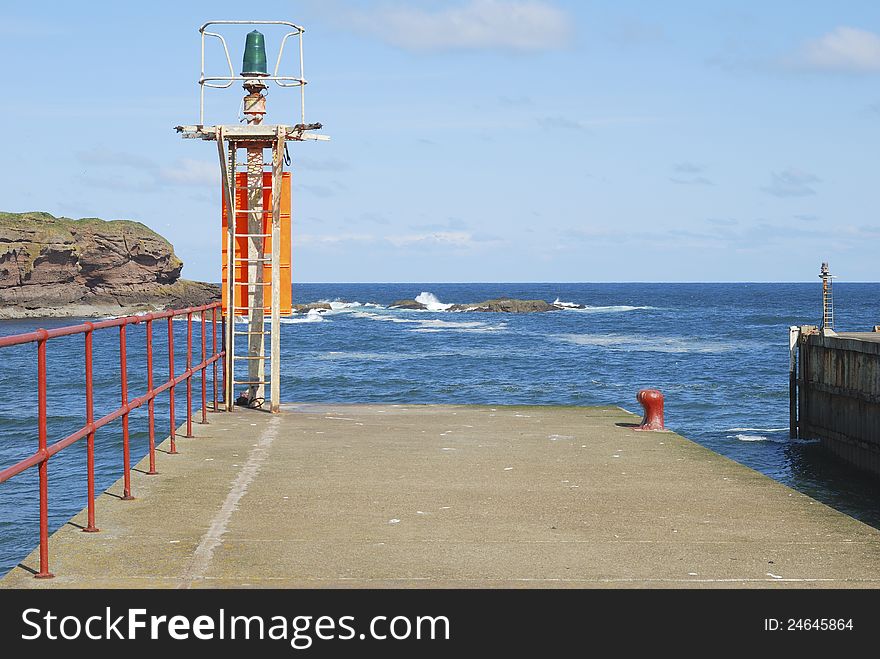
3,404,880,588
796,331,880,476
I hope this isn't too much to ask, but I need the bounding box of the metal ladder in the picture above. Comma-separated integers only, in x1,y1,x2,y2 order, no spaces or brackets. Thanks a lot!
822,278,834,330
820,262,834,331
217,126,286,412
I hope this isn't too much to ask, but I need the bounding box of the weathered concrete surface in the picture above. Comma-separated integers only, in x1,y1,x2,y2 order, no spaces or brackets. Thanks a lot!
836,333,880,344
3,404,880,589
798,332,880,476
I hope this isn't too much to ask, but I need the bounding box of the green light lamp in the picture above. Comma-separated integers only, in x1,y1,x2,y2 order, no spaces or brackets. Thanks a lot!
241,30,269,76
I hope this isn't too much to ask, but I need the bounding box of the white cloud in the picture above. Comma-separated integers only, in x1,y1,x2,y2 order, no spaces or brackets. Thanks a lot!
345,0,573,52
794,26,880,72
297,231,495,249
762,168,821,198
76,150,218,189
673,162,704,174
386,231,477,247
537,115,585,131
157,159,218,186
77,148,155,170
297,233,376,245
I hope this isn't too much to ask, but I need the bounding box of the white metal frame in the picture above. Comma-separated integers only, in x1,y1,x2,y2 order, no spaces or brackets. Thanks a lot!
199,20,307,126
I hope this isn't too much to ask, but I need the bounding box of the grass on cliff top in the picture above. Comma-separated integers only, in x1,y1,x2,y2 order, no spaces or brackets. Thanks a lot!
0,211,171,245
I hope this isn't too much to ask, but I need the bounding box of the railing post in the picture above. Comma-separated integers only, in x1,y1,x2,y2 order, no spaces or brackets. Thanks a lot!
147,318,158,475
186,311,194,438
222,316,228,408
201,310,208,424
83,324,99,532
35,330,53,579
168,315,177,454
120,325,134,501
212,306,219,412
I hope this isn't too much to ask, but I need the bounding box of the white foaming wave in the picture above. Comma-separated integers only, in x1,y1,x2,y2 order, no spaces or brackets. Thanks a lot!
320,346,503,361
408,325,507,334
281,309,326,324
415,292,453,311
321,351,406,362
733,434,768,442
328,300,362,311
318,299,385,312
350,311,420,324
725,427,789,433
410,319,490,329
557,333,737,353
349,311,506,334
567,305,656,313
550,298,654,313
233,309,327,325
725,432,820,445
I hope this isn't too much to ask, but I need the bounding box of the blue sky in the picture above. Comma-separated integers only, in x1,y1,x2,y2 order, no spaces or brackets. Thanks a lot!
2,1,879,282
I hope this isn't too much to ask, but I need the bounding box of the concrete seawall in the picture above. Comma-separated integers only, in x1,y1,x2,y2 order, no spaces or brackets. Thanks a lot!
797,332,880,477
3,403,880,589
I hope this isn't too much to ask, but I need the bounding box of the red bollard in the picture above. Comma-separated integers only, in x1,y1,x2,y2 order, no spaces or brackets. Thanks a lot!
635,389,665,431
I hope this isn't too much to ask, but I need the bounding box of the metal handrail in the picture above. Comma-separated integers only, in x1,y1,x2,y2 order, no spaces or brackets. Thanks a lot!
197,20,307,126
0,302,225,578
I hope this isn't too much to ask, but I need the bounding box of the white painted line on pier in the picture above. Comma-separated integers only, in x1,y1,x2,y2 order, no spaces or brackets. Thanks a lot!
179,415,281,588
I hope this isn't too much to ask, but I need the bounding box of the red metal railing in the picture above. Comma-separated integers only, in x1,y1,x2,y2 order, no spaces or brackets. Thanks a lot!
0,302,225,578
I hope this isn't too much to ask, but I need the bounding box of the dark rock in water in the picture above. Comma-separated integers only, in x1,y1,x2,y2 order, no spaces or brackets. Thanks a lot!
449,298,562,313
293,302,332,313
390,299,428,310
0,211,220,319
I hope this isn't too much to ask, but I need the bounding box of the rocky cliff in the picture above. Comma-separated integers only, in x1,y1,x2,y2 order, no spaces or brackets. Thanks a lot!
0,211,219,318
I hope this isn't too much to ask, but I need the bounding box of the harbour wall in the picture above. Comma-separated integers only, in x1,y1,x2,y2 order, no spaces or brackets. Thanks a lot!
796,331,880,477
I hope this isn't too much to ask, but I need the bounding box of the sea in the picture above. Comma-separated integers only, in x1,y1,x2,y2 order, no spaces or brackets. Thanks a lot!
1,282,879,575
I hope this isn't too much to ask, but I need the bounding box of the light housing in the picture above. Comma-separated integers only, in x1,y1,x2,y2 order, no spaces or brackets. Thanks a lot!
241,30,268,76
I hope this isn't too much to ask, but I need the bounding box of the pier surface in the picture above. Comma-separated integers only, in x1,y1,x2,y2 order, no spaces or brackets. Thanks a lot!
836,332,880,343
3,404,880,588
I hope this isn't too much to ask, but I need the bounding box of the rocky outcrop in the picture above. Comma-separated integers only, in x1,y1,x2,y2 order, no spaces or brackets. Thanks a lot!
390,299,428,310
448,298,562,313
0,211,219,319
293,302,332,314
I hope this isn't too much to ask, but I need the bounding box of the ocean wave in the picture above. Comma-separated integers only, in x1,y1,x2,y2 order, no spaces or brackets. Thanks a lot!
408,326,507,334
733,434,770,442
415,292,453,311
725,427,789,433
569,305,656,313
280,310,326,324
231,309,330,325
551,298,656,313
347,311,506,334
557,333,737,353
410,319,495,330
319,300,384,312
320,351,410,362
350,311,420,324
726,433,821,445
